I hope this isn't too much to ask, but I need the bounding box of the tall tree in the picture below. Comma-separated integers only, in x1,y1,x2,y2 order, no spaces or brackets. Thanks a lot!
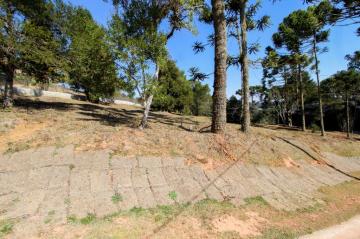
273,10,319,131
65,7,118,102
152,59,193,114
227,0,270,133
0,0,64,106
346,51,360,71
211,0,228,133
110,0,201,129
305,0,360,35
322,70,360,138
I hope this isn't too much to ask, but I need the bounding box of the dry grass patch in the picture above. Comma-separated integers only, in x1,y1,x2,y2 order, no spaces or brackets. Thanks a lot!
35,181,360,239
1,96,359,167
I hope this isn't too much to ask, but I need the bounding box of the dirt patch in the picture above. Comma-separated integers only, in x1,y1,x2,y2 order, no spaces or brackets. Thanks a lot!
212,212,268,237
0,119,47,152
2,96,360,167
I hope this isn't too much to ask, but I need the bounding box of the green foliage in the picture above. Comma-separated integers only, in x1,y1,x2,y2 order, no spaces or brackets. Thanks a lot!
191,81,212,116
0,219,14,237
227,95,241,124
111,193,123,204
346,51,360,71
244,196,269,206
168,191,178,201
322,70,360,97
66,215,77,224
152,60,193,114
64,7,118,102
80,213,96,225
258,228,298,239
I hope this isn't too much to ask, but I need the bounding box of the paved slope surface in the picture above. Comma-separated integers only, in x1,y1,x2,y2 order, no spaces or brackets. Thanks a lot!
0,146,359,237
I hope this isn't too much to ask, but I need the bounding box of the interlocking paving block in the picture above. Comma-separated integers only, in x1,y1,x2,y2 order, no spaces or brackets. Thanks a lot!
4,189,46,219
69,169,90,193
204,185,224,201
147,167,168,186
48,166,70,189
203,169,222,185
7,149,35,171
162,167,181,184
321,166,351,184
190,165,209,186
73,152,95,169
116,187,138,210
309,165,338,186
29,146,56,168
131,168,149,188
68,191,95,218
190,166,224,200
90,170,113,193
90,150,111,170
190,165,224,201
37,188,68,224
92,190,119,217
167,167,206,203
111,156,137,169
161,157,185,168
222,165,257,197
238,164,263,179
28,167,53,190
112,168,133,188
300,164,331,186
293,166,325,189
53,145,75,164
134,187,157,208
263,192,298,211
138,156,162,168
324,153,360,173
0,192,20,220
152,185,175,205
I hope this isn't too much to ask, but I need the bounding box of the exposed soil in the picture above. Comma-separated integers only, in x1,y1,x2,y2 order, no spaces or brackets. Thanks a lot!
1,95,359,167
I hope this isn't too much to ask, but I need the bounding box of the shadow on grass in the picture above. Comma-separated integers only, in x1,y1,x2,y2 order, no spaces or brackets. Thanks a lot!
13,97,201,130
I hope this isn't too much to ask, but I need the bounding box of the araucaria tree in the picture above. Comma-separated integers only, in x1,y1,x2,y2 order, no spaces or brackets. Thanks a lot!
193,0,270,133
227,0,270,133
211,0,228,133
273,10,322,131
109,0,201,129
322,70,360,138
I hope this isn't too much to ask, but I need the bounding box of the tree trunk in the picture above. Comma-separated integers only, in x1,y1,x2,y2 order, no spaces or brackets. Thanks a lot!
240,0,250,133
211,0,227,134
298,64,306,131
139,64,159,129
2,68,14,108
313,34,325,136
346,92,350,138
139,94,154,129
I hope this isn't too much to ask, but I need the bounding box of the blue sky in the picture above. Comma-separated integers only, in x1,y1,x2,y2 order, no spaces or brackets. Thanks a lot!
67,0,359,97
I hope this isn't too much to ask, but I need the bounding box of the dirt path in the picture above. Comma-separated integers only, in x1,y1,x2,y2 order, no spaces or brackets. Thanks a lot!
300,215,360,239
0,146,360,238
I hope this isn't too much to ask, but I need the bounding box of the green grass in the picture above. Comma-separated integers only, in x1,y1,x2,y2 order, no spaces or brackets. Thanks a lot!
0,220,14,238
257,228,299,239
129,207,146,217
111,193,123,204
5,142,30,154
168,191,178,201
80,213,97,225
67,215,78,224
244,196,269,206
